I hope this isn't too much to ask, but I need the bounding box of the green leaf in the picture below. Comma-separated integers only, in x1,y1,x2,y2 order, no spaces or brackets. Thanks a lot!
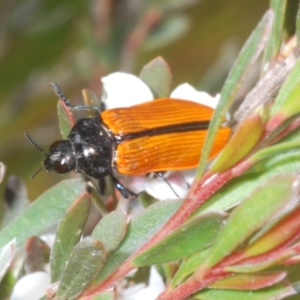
0,179,86,248
263,0,287,64
194,281,295,300
267,81,300,133
197,174,300,274
271,55,300,117
132,211,226,266
50,193,91,283
57,99,75,139
91,210,127,253
249,140,300,165
92,200,182,285
82,89,101,116
56,238,106,300
90,291,115,300
196,144,300,214
277,80,300,118
244,204,300,257
0,239,15,282
196,10,272,178
0,271,15,299
225,251,291,274
143,15,190,52
210,272,287,290
139,57,172,98
138,191,159,208
171,248,210,287
210,113,264,173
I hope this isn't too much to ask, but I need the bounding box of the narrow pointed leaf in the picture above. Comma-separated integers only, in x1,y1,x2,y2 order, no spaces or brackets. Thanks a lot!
0,179,86,248
91,210,127,253
263,0,287,63
82,89,101,117
225,250,293,273
139,56,172,98
56,238,106,300
210,113,264,173
132,211,226,266
271,55,300,117
90,291,115,299
194,281,295,300
197,146,300,214
249,140,300,165
267,81,300,132
0,271,15,298
138,191,159,208
57,99,75,139
196,10,272,178
92,200,181,285
279,81,300,117
196,174,300,275
238,204,300,261
171,248,211,287
210,272,287,290
0,239,15,282
51,192,91,283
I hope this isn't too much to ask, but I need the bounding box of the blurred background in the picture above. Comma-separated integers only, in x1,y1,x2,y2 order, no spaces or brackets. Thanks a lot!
0,0,268,200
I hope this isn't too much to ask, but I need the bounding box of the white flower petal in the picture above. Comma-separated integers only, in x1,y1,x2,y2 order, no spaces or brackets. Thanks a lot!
121,283,147,300
144,175,189,200
40,233,56,248
171,83,220,109
132,267,165,300
11,271,50,300
101,72,153,109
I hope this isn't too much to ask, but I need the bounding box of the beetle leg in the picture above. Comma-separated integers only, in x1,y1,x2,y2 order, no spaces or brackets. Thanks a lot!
111,176,137,199
50,82,100,114
156,172,180,198
98,177,106,195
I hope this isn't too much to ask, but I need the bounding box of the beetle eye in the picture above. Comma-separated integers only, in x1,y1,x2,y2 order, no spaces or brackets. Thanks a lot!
51,156,74,174
44,140,76,174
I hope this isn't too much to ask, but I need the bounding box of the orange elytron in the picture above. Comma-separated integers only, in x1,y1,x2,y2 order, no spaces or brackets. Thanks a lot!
102,98,231,175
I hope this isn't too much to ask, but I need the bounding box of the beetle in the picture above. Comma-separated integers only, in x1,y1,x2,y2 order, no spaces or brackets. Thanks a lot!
25,83,231,198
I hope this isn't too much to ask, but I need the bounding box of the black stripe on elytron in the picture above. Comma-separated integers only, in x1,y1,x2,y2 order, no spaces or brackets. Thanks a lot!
115,121,210,143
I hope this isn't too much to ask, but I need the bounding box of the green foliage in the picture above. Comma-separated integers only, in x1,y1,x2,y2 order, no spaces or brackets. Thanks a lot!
3,0,300,299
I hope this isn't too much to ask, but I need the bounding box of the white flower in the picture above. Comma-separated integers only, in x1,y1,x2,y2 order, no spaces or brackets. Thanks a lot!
101,72,153,109
11,271,50,300
118,267,165,300
101,72,220,200
101,72,220,109
132,267,165,300
171,83,220,109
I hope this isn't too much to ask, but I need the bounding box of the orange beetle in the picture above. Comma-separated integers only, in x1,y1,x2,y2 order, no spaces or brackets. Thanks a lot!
25,83,231,197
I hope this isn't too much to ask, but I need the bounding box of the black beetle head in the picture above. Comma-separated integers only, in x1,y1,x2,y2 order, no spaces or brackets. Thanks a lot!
44,140,76,174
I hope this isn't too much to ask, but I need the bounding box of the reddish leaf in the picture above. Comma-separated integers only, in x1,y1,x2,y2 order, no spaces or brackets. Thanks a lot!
210,272,287,290
210,113,264,173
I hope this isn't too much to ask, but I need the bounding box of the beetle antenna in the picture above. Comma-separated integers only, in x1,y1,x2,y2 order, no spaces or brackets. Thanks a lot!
30,166,44,179
24,132,47,157
50,82,100,113
156,172,180,198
